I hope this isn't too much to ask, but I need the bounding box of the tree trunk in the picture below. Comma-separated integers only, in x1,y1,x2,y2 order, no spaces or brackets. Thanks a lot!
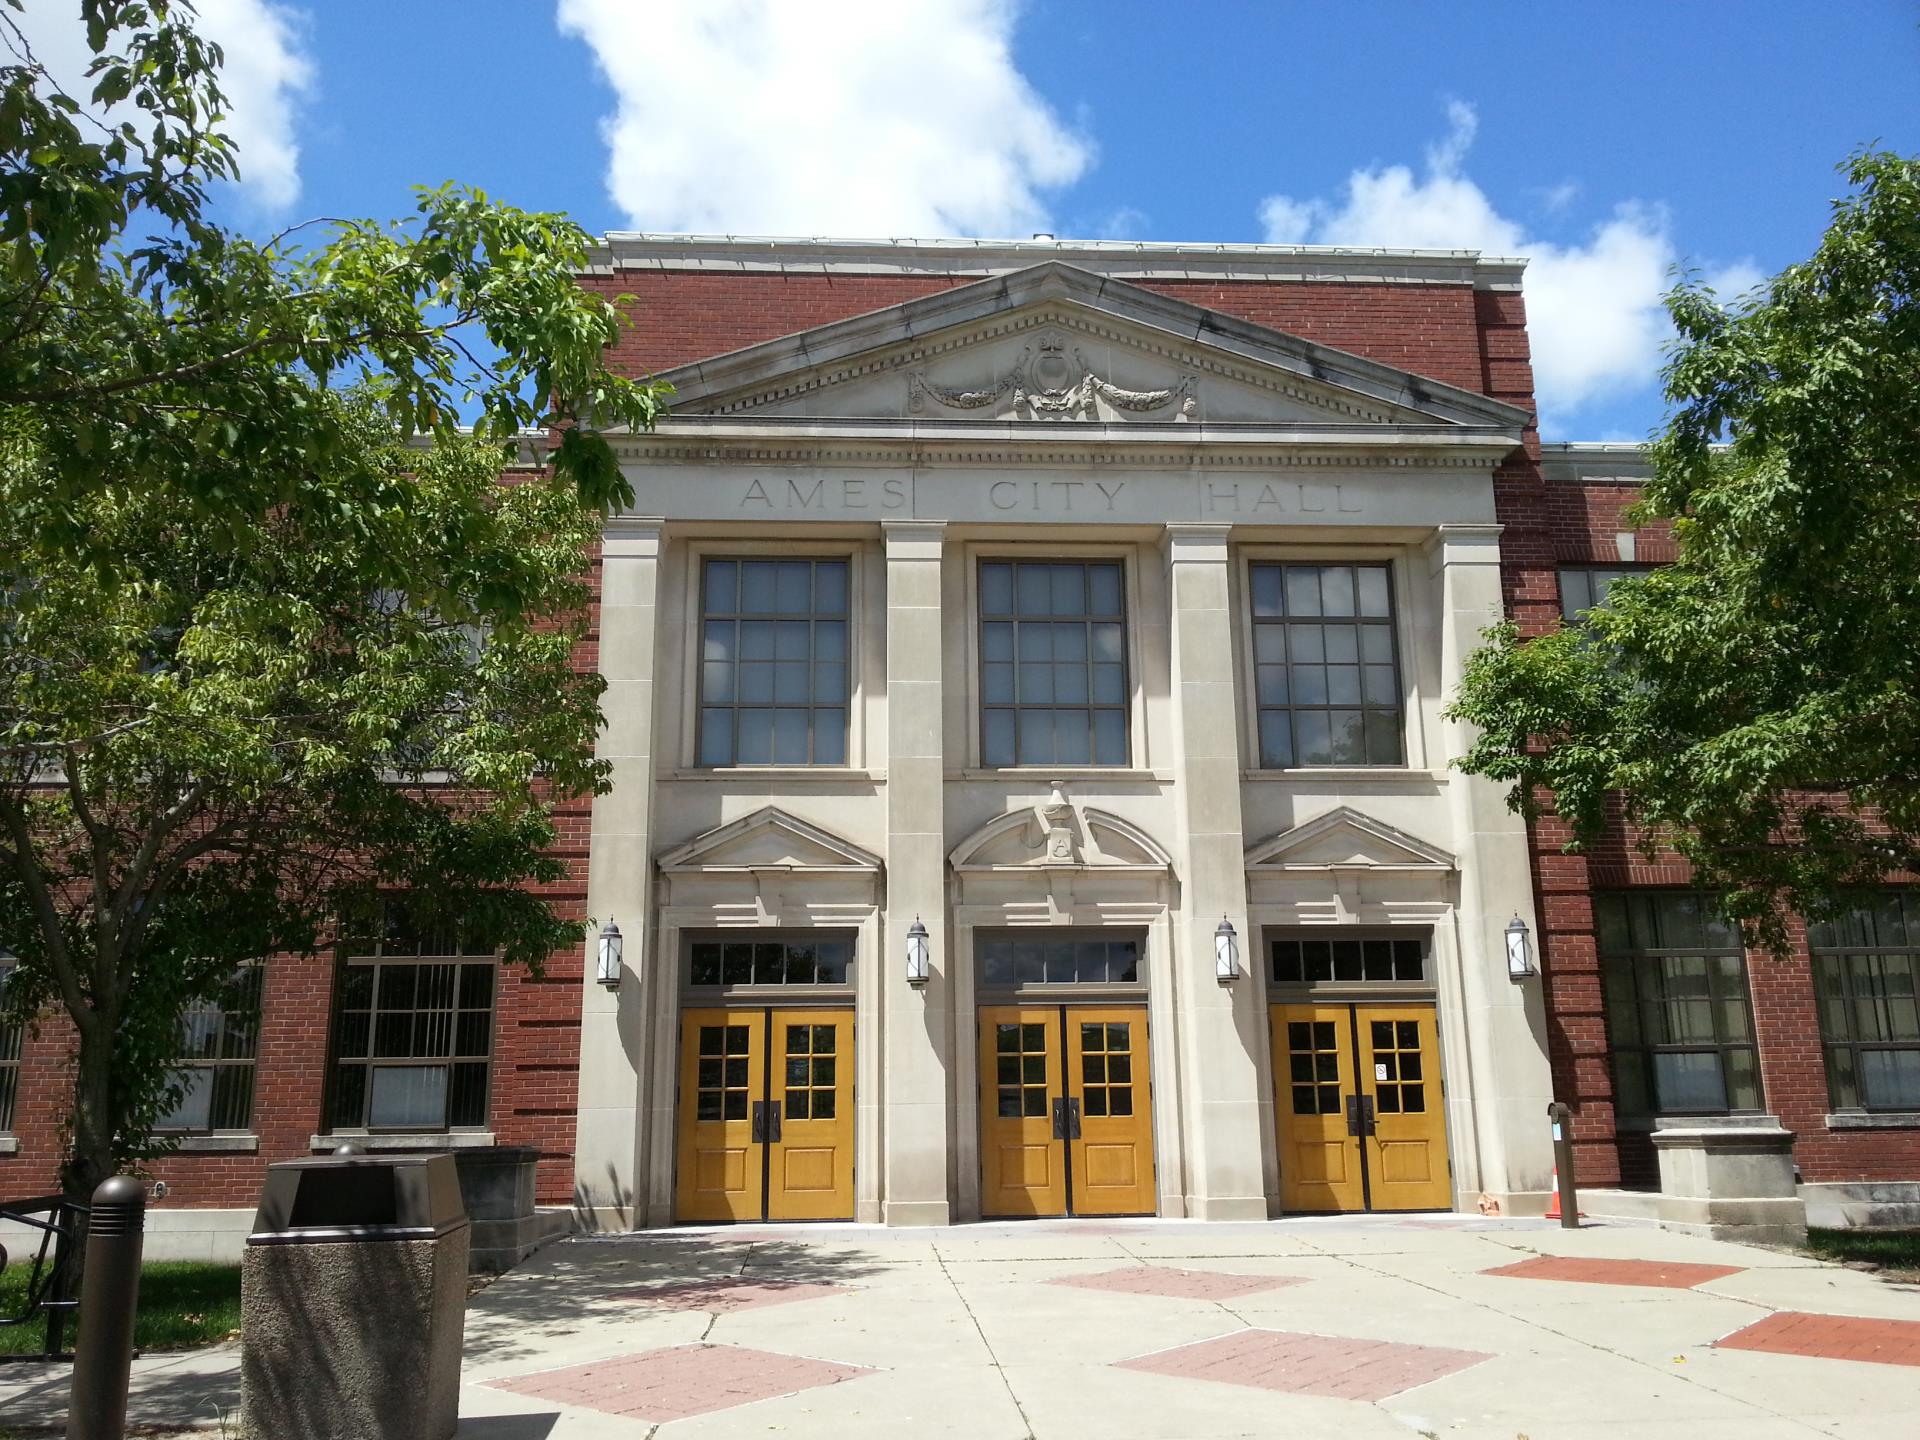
61,1018,117,1205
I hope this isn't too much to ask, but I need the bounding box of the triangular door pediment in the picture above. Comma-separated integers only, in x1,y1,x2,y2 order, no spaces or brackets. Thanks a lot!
949,793,1172,873
659,806,882,874
1245,806,1455,871
659,262,1529,431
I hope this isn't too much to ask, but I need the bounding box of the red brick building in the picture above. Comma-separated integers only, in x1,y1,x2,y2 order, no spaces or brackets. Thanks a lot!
4,234,1913,1252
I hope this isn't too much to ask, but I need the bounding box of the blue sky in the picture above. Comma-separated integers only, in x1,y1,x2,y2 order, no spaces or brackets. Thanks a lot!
23,0,1920,438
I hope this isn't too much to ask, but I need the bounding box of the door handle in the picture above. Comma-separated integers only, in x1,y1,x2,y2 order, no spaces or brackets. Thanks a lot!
766,1099,782,1144
1066,1097,1082,1140
1344,1095,1377,1138
751,1101,767,1143
1051,1097,1070,1140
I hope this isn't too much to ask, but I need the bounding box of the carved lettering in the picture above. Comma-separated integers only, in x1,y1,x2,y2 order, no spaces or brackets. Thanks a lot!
843,477,866,508
742,478,773,508
786,476,825,509
990,481,1019,510
883,477,908,510
1095,480,1125,512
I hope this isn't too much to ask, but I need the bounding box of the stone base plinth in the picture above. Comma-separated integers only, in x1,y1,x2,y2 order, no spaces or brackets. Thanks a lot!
241,1229,468,1440
1648,1117,1807,1246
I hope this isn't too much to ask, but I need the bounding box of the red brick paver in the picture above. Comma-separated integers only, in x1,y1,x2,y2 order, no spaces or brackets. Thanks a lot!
615,1279,848,1313
1716,1311,1920,1367
1118,1328,1490,1402
1484,1256,1744,1289
1051,1266,1306,1301
488,1344,872,1421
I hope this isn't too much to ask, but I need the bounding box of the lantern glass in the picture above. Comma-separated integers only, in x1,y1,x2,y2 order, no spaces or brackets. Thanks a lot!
1214,919,1239,982
906,919,931,987
1505,917,1534,981
597,920,623,988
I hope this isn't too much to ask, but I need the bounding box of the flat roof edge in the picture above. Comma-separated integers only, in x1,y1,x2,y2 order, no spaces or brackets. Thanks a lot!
587,233,1529,290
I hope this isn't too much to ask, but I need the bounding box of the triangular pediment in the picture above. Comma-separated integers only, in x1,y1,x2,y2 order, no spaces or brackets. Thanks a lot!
1245,807,1455,871
949,794,1172,872
659,807,882,874
657,262,1530,431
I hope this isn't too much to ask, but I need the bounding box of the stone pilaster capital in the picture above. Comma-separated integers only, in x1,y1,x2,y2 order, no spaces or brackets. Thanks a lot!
602,518,665,560
881,518,947,559
1161,522,1234,565
1426,522,1504,570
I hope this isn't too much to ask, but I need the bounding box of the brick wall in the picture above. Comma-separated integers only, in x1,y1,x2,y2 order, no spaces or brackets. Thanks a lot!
1517,468,1920,1189
582,270,1496,394
0,537,599,1212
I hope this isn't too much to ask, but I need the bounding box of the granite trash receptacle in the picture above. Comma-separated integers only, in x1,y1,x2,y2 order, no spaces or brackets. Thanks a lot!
240,1152,468,1440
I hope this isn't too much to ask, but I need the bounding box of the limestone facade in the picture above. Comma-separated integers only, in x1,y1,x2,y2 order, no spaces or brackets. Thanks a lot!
571,241,1557,1226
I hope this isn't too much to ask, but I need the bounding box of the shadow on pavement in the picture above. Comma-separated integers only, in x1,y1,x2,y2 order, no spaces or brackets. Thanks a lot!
460,1232,890,1365
458,1412,561,1438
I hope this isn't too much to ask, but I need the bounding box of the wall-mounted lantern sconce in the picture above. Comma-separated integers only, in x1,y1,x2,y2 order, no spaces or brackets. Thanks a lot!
597,917,623,989
906,916,931,988
1214,916,1240,983
1505,914,1537,982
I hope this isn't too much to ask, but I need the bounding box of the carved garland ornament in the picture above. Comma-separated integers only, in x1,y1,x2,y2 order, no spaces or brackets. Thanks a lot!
908,331,1197,421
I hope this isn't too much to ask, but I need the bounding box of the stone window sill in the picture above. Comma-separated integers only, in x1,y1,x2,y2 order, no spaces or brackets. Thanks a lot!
169,1133,260,1153
1241,767,1448,784
1826,1111,1920,1131
949,767,1171,782
0,1135,18,1155
665,767,881,783
311,1132,497,1152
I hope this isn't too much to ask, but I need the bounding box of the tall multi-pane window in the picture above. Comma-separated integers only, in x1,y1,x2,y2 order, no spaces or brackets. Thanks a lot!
0,955,19,1133
979,560,1128,767
1810,894,1920,1112
698,558,849,767
1599,893,1763,1117
1558,567,1642,622
328,915,496,1133
158,966,264,1133
1248,562,1402,767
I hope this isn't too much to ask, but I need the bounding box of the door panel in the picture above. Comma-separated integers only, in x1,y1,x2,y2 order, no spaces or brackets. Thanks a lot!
766,1009,855,1220
675,1008,765,1223
1356,1006,1451,1211
1273,1004,1367,1212
979,1006,1067,1217
1067,1008,1155,1216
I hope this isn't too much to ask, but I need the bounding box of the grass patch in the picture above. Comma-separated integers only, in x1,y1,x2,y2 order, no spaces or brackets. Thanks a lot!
0,1259,241,1356
1805,1227,1920,1279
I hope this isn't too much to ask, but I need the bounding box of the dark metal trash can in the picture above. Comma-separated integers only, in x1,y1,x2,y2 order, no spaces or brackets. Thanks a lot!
240,1154,468,1440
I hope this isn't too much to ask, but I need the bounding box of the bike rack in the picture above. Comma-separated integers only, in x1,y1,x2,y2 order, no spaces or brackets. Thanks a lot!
0,1195,87,1363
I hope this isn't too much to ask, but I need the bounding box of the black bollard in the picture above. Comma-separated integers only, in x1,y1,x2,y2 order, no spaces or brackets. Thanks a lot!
66,1176,146,1440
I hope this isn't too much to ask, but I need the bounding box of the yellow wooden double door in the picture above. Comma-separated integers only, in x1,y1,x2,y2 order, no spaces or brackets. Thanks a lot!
978,1004,1155,1218
675,1007,854,1223
1272,1002,1451,1213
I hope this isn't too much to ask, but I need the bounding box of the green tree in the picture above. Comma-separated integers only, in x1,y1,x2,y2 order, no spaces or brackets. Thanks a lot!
0,1,664,1199
1449,150,1920,953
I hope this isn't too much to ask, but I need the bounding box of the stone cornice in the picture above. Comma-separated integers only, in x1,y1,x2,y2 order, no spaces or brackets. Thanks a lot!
613,417,1522,470
587,233,1529,291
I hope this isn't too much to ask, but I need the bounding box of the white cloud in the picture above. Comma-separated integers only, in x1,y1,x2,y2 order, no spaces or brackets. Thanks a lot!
12,0,314,210
1257,103,1756,434
556,0,1092,237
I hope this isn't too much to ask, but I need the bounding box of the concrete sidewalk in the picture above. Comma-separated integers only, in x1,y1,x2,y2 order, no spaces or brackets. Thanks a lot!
7,1214,1920,1437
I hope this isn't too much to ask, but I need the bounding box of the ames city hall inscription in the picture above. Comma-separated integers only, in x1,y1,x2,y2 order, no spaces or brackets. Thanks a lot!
732,475,1364,517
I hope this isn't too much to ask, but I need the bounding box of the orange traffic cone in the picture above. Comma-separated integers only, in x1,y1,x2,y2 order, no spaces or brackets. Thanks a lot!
1544,1166,1583,1219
